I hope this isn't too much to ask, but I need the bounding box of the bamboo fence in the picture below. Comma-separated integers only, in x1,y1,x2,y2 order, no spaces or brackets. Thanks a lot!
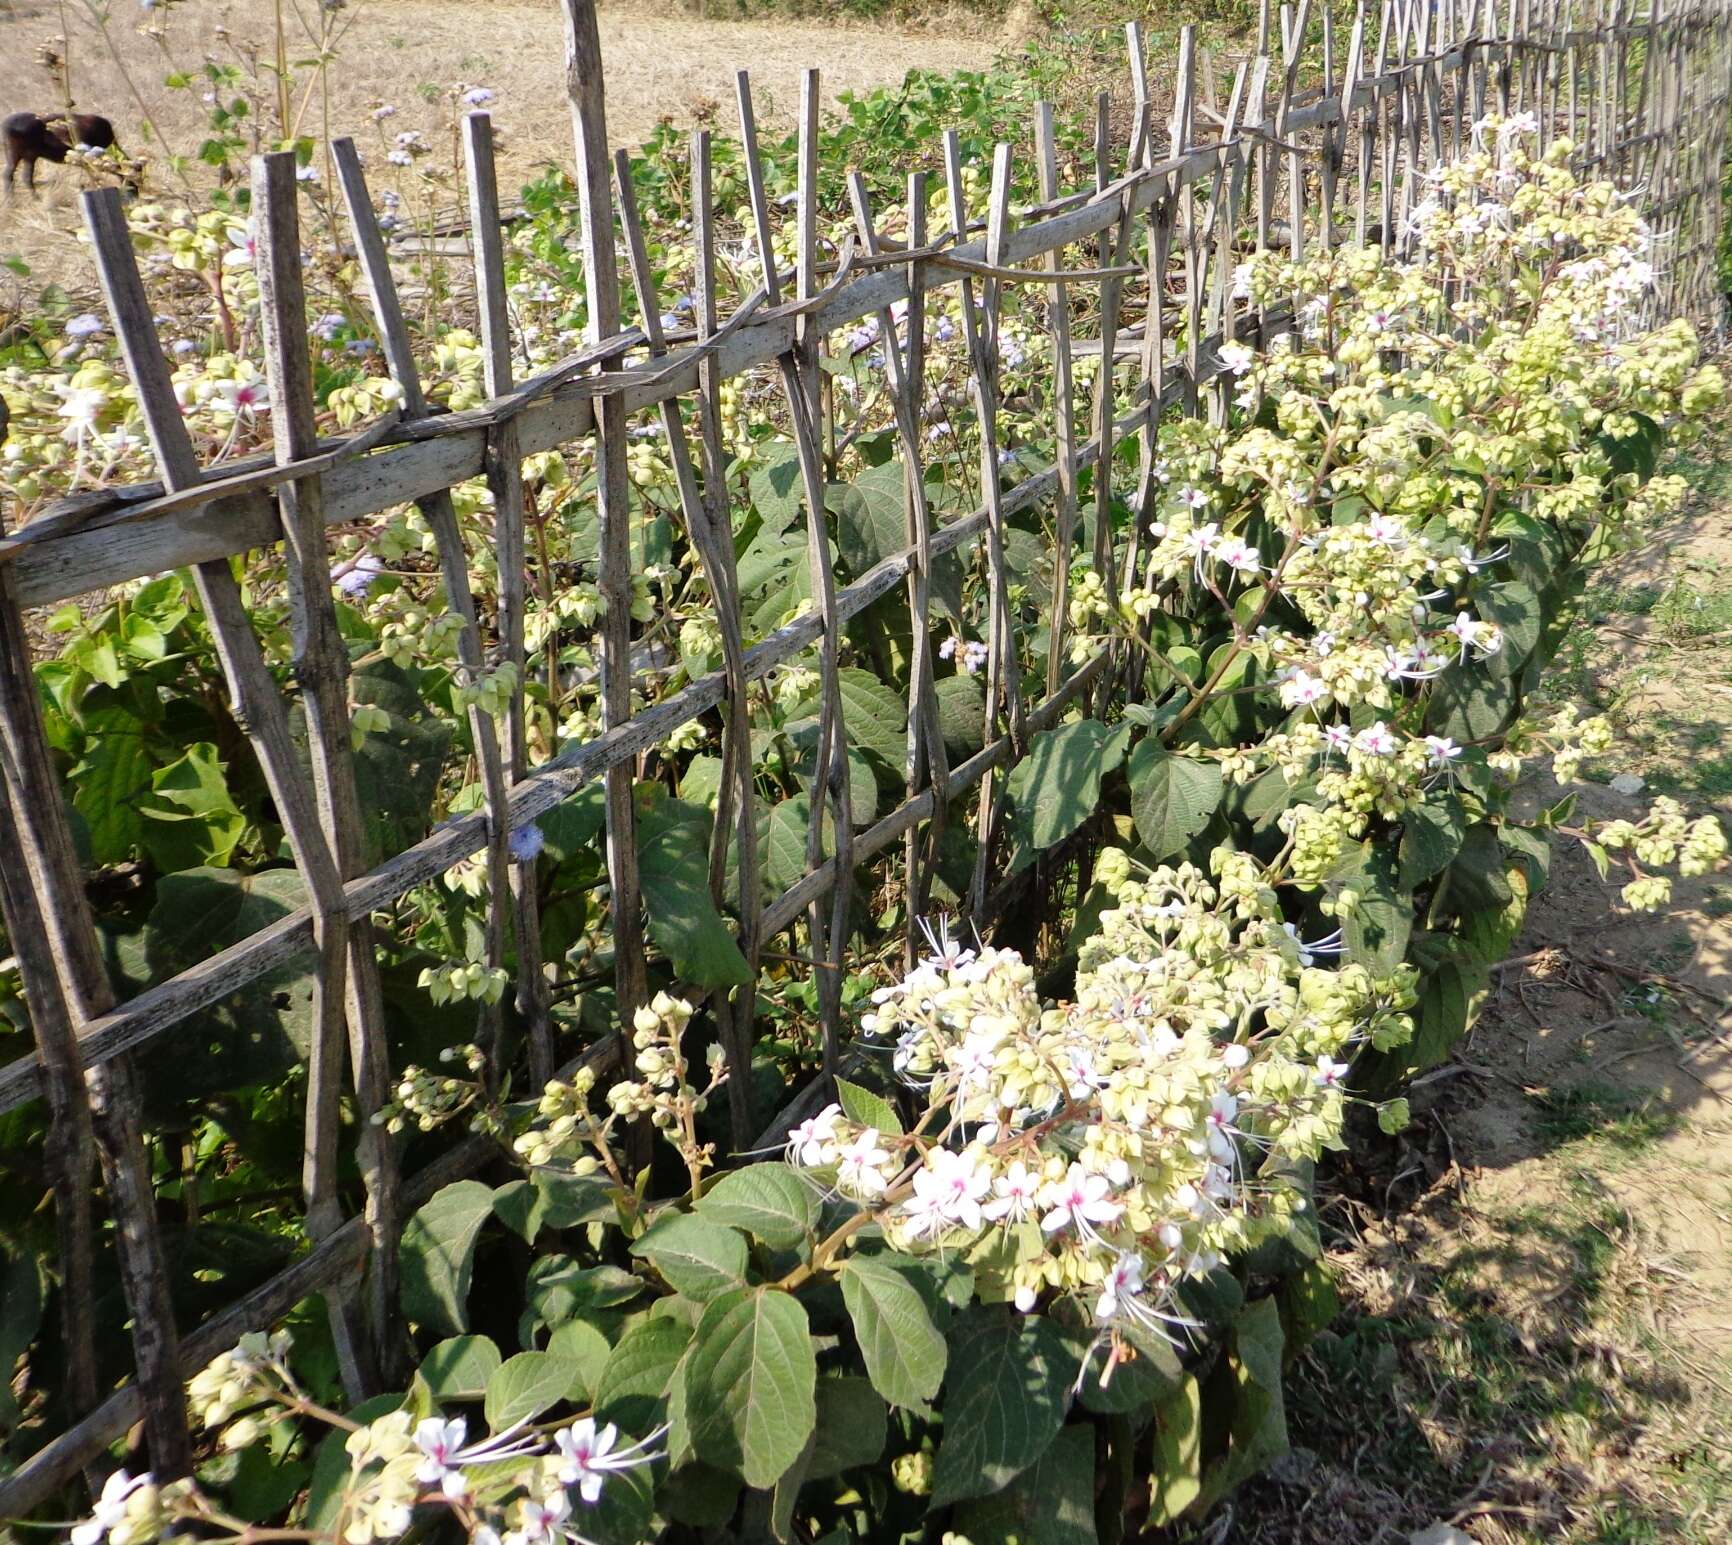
0,0,1726,1514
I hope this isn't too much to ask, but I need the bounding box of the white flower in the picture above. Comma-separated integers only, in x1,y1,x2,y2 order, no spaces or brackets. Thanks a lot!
907,1146,990,1230
1354,721,1399,758
1314,1055,1349,1088
1423,735,1462,765
56,386,108,440
1095,1251,1146,1323
1218,341,1255,375
71,1470,150,1545
1280,669,1328,708
1221,1042,1250,1070
836,1129,892,1198
210,377,271,419
553,1417,648,1504
1204,1091,1240,1160
507,1488,571,1545
961,639,990,675
1040,1163,1122,1236
1215,536,1261,574
982,1160,1039,1223
787,1102,842,1166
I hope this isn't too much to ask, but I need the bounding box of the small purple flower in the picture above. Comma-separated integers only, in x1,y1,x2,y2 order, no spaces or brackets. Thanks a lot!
64,313,105,339
313,313,346,341
509,823,546,863
334,553,384,596
462,87,497,108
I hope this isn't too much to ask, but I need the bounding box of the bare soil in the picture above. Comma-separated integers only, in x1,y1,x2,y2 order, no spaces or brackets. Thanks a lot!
1185,386,1732,1545
0,0,1003,287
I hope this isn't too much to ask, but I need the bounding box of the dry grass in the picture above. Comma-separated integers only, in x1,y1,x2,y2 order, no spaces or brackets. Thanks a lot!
0,0,994,290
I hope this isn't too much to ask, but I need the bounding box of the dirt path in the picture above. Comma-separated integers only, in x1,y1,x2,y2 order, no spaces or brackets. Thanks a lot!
0,0,997,285
1209,390,1732,1545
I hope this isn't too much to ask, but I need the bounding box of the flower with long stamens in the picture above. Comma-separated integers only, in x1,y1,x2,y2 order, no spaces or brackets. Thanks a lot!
553,1417,667,1505
1039,1164,1122,1239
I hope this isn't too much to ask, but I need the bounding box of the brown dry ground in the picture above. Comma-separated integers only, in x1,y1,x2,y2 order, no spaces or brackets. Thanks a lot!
0,0,1016,287
1187,388,1732,1544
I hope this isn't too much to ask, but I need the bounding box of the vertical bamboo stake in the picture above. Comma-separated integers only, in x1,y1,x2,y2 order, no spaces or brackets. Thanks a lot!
0,396,98,1429
736,69,852,1070
844,172,948,965
331,139,514,1084
1035,101,1079,697
561,0,648,1081
692,126,765,1123
612,147,757,1145
463,111,555,1091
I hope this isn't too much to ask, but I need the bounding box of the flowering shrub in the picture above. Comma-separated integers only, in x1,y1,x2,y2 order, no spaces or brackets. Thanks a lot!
19,106,1732,1545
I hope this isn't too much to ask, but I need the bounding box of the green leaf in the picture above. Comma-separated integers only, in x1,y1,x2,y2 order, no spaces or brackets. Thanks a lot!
593,1316,693,1432
130,866,316,1112
636,795,752,989
344,657,455,864
955,1424,1096,1545
492,1179,547,1245
417,1335,502,1400
69,706,151,862
835,668,910,772
527,1257,643,1329
484,1350,578,1430
835,1077,903,1136
1427,660,1516,743
1478,580,1543,674
631,1214,750,1302
806,1376,889,1479
830,460,908,577
930,1308,1076,1506
761,794,817,895
750,444,805,534
1377,1097,1412,1135
695,1163,818,1249
536,784,606,860
684,1286,817,1489
1332,842,1412,974
547,1320,613,1402
400,1180,495,1337
935,672,986,762
136,742,245,871
1400,795,1468,890
1128,741,1224,859
840,1254,948,1410
1005,719,1127,864
1204,1296,1288,1499
1408,942,1491,1072
1446,823,1515,911
1146,1375,1203,1526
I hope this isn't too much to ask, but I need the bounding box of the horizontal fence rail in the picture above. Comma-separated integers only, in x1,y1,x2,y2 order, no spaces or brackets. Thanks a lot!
0,0,1726,1514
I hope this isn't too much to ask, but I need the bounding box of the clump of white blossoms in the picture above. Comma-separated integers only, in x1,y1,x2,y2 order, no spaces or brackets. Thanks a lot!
1064,119,1725,913
786,855,1413,1370
72,1329,666,1545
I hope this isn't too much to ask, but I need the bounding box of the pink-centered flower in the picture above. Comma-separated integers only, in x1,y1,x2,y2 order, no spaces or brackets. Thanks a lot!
1040,1163,1122,1236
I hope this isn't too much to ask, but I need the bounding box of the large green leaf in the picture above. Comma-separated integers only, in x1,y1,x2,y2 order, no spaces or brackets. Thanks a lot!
930,1308,1076,1505
631,1214,750,1302
1006,719,1129,866
1332,842,1413,974
835,1077,903,1136
636,793,751,989
684,1286,816,1488
135,741,246,872
830,460,908,578
484,1350,579,1430
840,1254,947,1410
1408,940,1492,1072
1400,795,1468,890
132,866,316,1111
593,1316,693,1432
694,1163,818,1249
749,444,805,535
935,672,986,762
806,1376,889,1479
69,704,151,862
955,1424,1097,1545
1477,580,1543,675
400,1180,495,1337
547,1320,613,1402
1128,740,1224,859
1146,1375,1203,1526
417,1335,502,1401
1427,660,1515,743
344,656,454,864
1201,1296,1288,1502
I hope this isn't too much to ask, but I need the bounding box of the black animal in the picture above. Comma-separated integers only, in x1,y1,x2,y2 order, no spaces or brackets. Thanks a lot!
3,111,120,195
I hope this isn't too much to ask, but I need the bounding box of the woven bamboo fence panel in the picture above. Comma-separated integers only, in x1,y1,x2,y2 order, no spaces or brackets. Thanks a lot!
0,0,1726,1513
